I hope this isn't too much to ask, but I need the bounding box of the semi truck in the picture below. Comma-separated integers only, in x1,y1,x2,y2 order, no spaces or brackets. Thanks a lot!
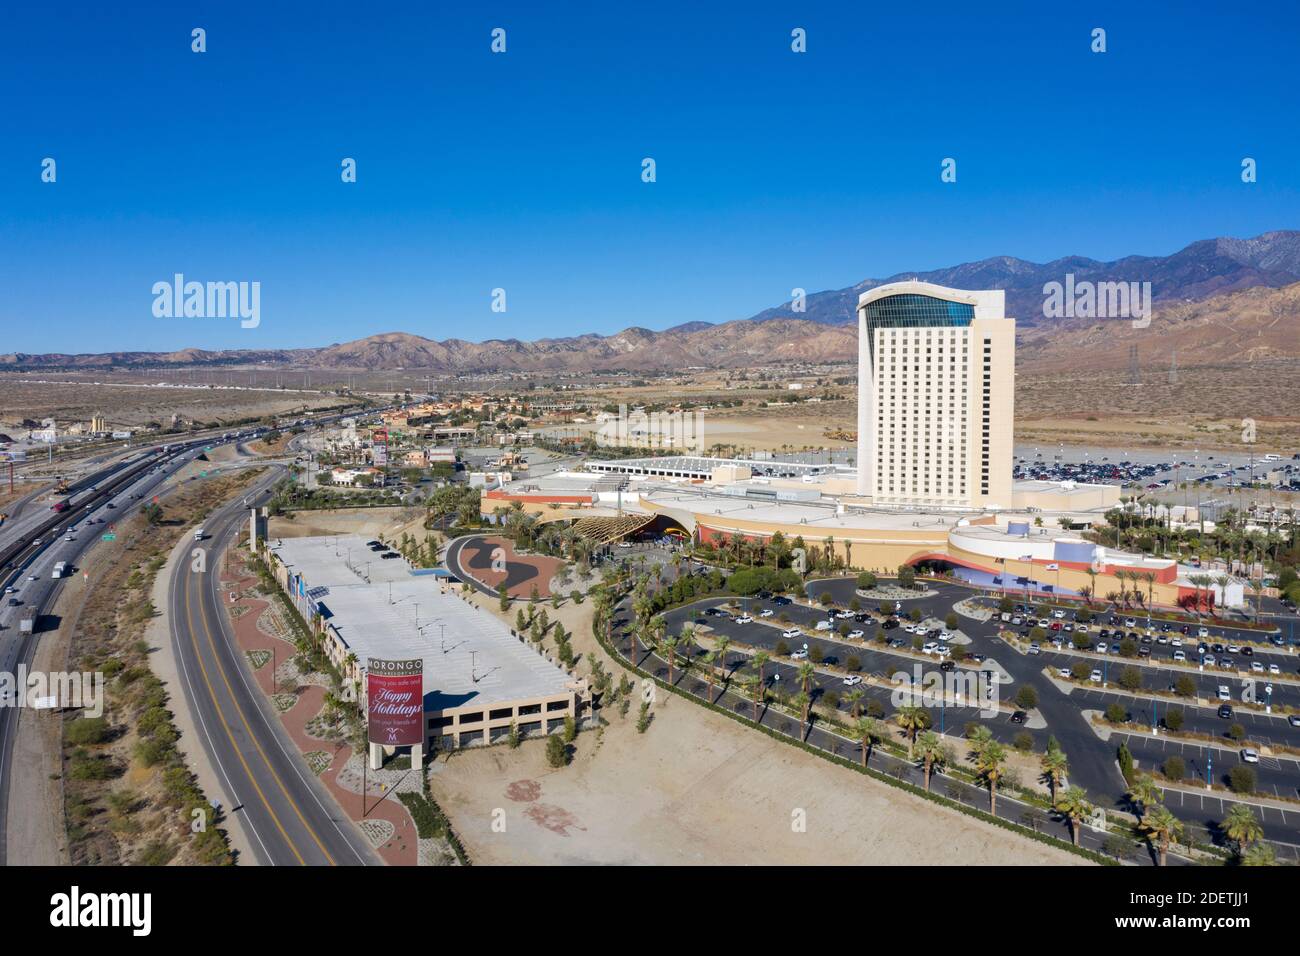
52,561,67,580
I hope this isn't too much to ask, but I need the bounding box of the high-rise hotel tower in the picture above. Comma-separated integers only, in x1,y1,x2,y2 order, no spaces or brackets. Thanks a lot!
855,281,1015,509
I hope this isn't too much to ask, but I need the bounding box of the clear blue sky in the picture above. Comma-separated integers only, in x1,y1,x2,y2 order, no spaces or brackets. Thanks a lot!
2,1,1298,353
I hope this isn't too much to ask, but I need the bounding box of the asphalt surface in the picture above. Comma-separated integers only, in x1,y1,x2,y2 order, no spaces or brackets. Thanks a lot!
166,466,379,866
0,438,244,862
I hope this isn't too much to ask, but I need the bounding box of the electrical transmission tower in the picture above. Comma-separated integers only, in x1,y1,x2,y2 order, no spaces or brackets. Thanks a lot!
1168,348,1177,385
1127,343,1141,384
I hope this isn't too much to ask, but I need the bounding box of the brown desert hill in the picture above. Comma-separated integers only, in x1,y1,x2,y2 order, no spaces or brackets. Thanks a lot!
1017,281,1300,374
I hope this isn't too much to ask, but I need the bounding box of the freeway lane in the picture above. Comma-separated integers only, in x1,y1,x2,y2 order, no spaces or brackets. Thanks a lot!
170,471,378,866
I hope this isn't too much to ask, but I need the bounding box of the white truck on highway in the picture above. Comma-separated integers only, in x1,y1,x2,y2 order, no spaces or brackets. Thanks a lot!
193,527,205,541
51,561,67,580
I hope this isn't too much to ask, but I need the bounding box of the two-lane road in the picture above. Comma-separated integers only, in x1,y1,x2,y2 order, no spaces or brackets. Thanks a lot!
169,471,378,866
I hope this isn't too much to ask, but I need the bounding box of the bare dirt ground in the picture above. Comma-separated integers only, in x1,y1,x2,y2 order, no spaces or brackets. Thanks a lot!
267,505,427,542
0,375,344,431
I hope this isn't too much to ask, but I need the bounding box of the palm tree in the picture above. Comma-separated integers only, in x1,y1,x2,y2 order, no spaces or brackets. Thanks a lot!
796,661,815,697
793,691,811,738
1127,774,1161,824
661,634,679,684
713,636,731,689
895,705,930,758
750,650,769,690
916,730,945,792
1054,786,1093,846
976,741,1007,814
1040,748,1069,805
856,717,883,768
1222,804,1264,858
845,688,865,720
742,674,765,720
1140,805,1183,866
1241,842,1278,866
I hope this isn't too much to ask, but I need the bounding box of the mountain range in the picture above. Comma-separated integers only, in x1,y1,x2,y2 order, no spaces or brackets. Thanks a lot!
4,230,1300,374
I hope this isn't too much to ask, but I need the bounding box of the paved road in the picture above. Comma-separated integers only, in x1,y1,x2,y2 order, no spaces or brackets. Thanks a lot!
168,468,379,866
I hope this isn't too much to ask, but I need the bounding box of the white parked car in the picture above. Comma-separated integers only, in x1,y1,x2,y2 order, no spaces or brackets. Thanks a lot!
921,642,939,655
1269,663,1280,675
790,649,809,660
814,620,833,631
1053,609,1066,619
847,629,864,639
1203,654,1216,667
1089,669,1102,683
1251,662,1264,673
781,628,801,639
842,675,862,686
759,609,774,618
935,645,952,659
1095,643,1107,654
1058,667,1071,678
1173,650,1186,662
1240,748,1260,764
734,615,753,624
1198,627,1210,638
1217,685,1231,701
1170,638,1182,648
1226,644,1241,654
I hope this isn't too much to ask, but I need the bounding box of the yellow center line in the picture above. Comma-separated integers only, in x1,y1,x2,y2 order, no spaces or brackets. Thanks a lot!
181,553,308,865
191,550,337,865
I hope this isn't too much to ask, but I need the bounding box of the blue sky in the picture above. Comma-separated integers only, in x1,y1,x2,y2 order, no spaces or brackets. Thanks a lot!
2,1,1298,353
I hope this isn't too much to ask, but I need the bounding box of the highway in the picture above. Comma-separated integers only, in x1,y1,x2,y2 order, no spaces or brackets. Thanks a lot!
0,435,247,862
0,408,386,864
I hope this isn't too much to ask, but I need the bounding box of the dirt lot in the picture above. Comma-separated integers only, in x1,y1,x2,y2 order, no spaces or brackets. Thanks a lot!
267,505,428,542
0,374,345,431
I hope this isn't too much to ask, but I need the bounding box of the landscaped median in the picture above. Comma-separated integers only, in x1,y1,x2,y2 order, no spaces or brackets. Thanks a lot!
1000,629,1300,718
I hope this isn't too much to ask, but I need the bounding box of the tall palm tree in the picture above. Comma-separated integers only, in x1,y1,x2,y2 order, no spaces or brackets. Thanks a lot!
750,650,769,690
1127,774,1161,824
895,705,930,758
1222,804,1264,858
742,674,765,721
845,688,865,720
856,717,883,768
793,691,811,738
713,636,731,688
661,634,679,684
796,661,815,697
1055,785,1094,847
916,730,945,792
1140,805,1183,866
976,741,1007,814
1040,748,1069,805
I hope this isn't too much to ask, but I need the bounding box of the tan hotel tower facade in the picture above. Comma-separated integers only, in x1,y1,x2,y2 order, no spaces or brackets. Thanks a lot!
855,281,1015,509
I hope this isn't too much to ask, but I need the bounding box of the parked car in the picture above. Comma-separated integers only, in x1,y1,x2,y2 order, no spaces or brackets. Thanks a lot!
842,675,862,686
1217,685,1231,701
1089,669,1103,683
1010,710,1027,724
1240,748,1260,764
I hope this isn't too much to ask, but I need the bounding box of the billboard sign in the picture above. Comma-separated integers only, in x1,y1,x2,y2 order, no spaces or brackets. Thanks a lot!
367,658,423,746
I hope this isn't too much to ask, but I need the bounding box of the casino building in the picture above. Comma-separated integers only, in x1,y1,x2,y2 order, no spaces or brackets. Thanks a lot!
856,281,1014,508
482,281,1242,609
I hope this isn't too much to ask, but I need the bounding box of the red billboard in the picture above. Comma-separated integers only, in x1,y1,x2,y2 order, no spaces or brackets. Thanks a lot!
366,658,424,746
